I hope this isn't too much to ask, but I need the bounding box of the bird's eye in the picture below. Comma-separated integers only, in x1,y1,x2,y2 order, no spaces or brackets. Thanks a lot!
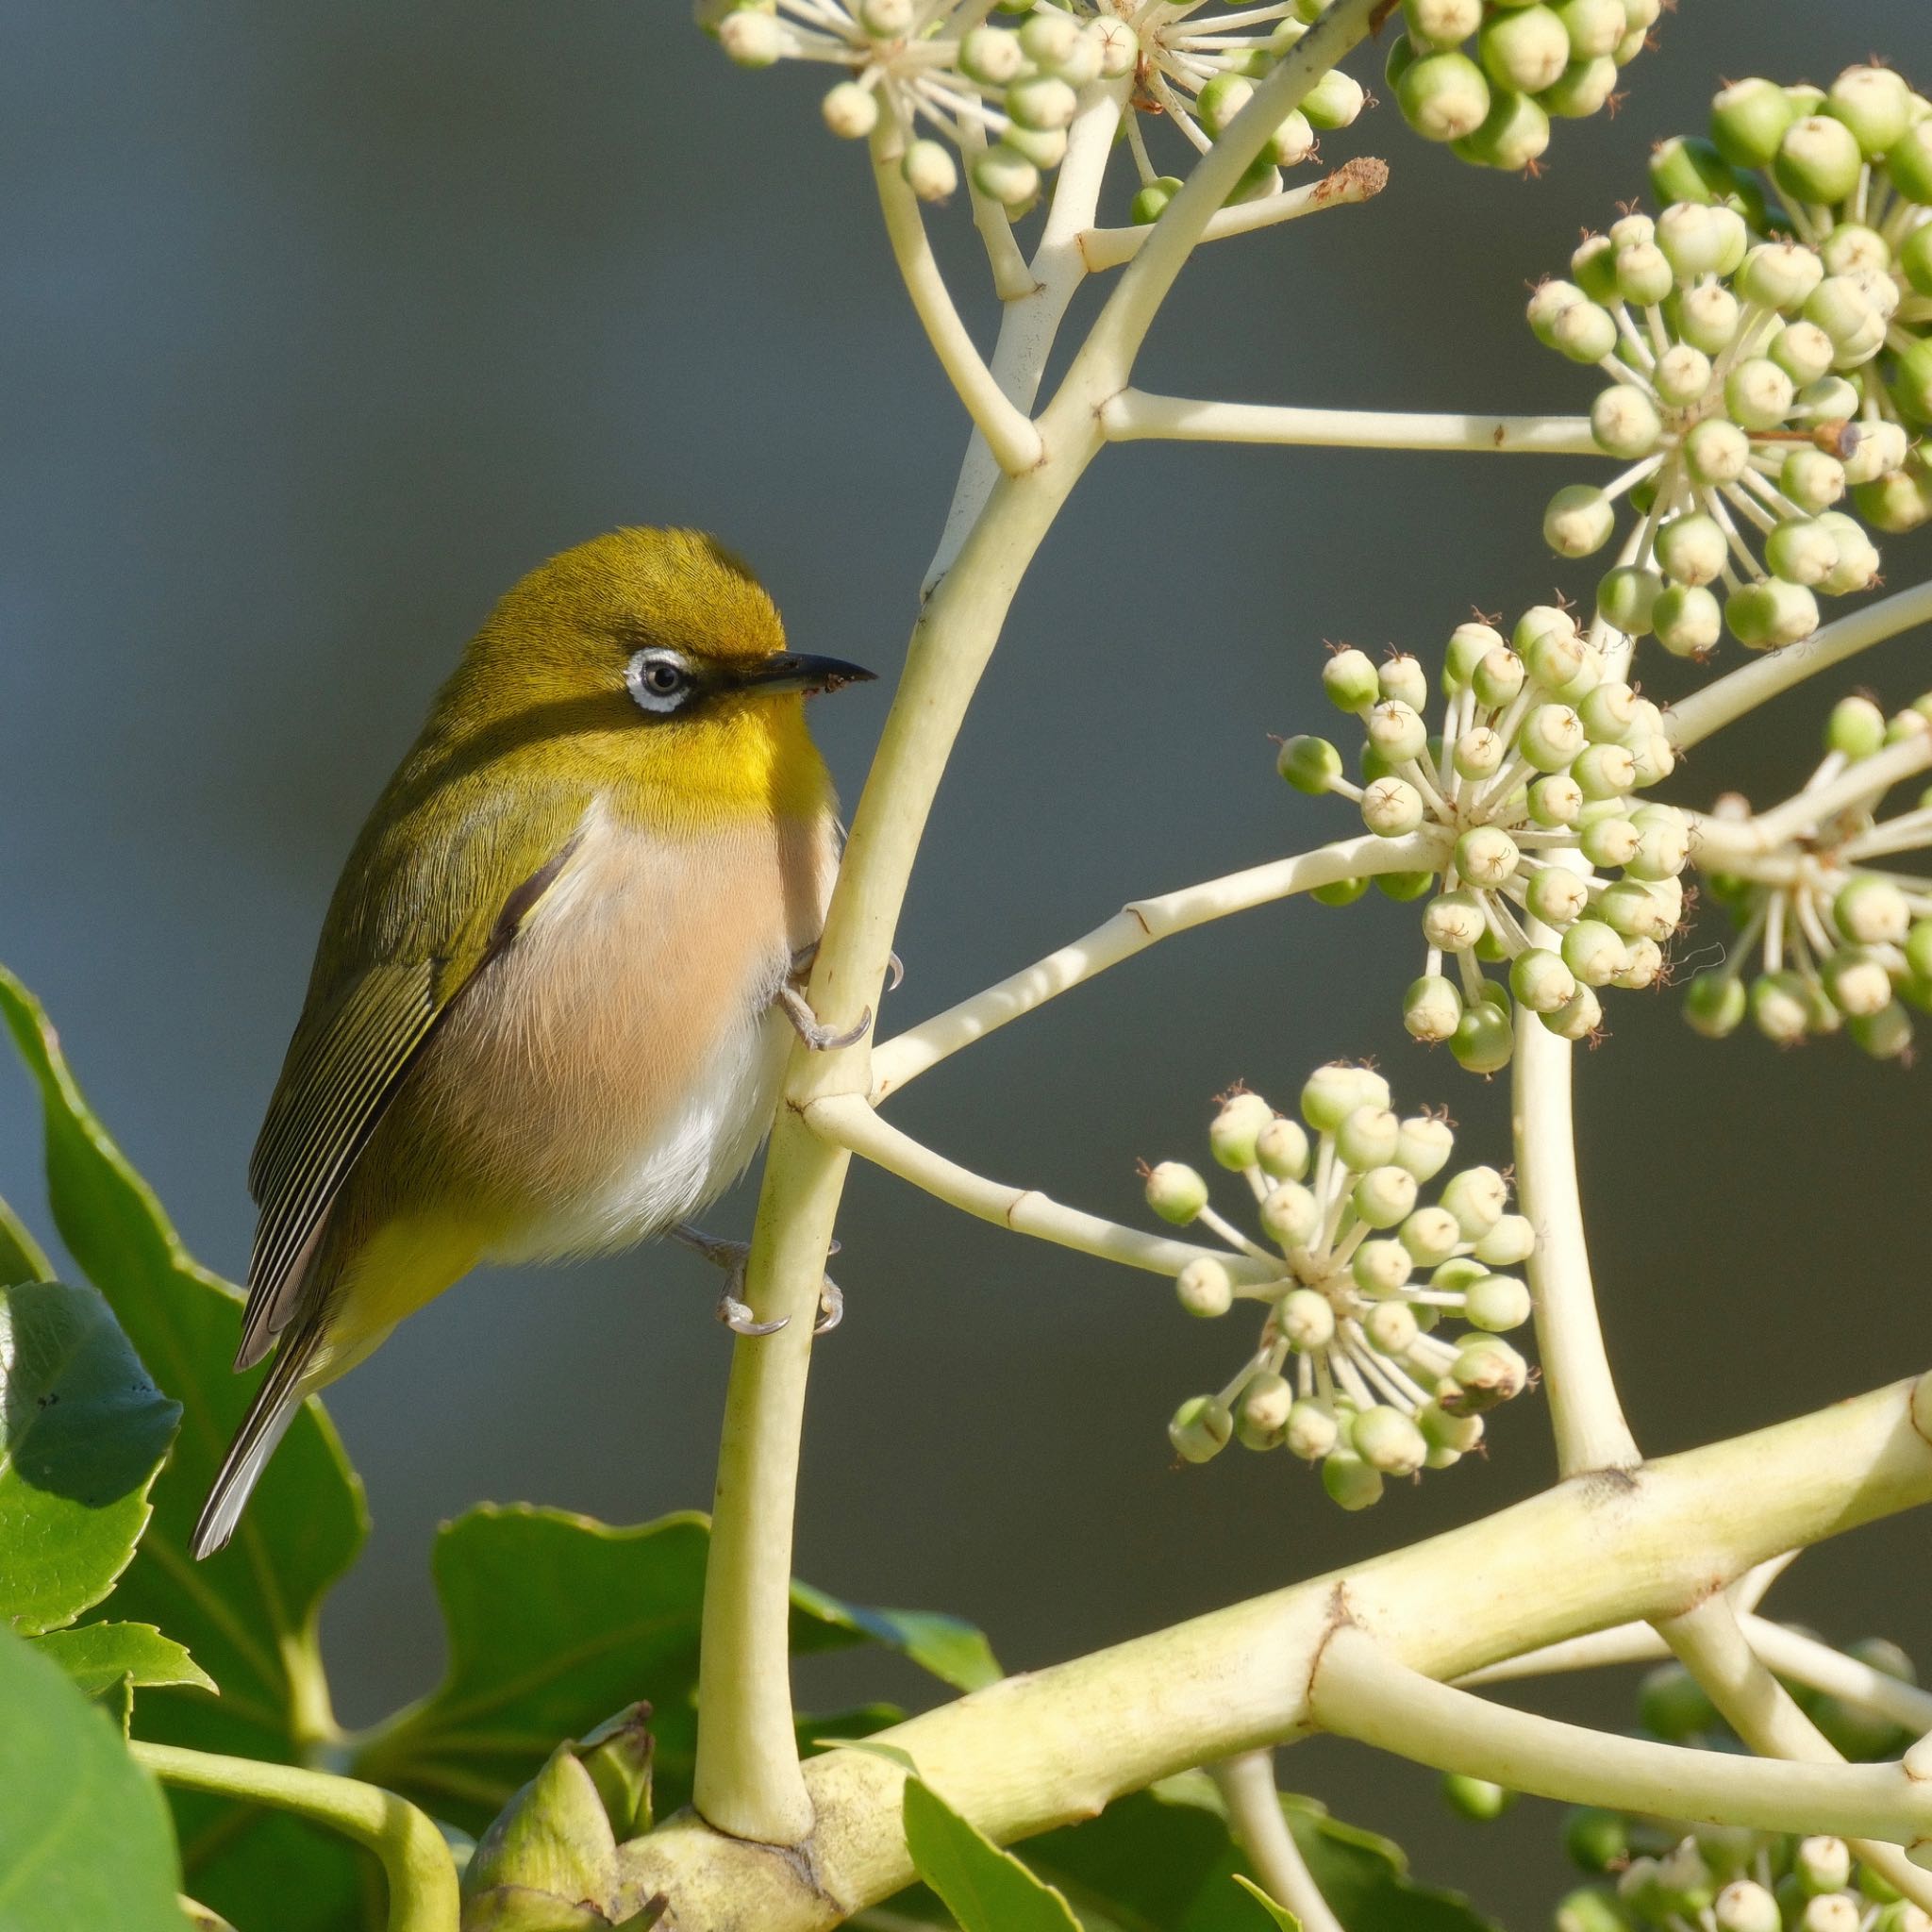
625,650,693,714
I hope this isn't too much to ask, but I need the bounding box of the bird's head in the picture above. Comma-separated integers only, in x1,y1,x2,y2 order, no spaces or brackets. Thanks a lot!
437,526,874,820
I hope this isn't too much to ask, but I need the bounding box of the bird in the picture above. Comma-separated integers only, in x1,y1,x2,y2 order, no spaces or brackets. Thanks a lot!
192,526,874,1558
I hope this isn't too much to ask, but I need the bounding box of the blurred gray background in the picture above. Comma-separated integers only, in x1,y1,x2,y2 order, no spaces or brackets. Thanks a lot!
3,4,1929,1923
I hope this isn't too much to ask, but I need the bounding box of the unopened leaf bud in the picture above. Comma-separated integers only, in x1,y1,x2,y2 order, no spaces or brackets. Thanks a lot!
1170,1394,1233,1462
1176,1257,1235,1318
1145,1160,1209,1224
466,1742,621,1910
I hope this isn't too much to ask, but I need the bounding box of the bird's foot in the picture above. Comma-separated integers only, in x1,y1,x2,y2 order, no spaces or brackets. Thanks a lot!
773,983,872,1053
670,1224,843,1336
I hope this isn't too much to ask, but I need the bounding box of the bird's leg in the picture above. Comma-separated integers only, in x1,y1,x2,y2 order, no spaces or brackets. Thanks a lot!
670,1224,844,1336
774,942,902,1052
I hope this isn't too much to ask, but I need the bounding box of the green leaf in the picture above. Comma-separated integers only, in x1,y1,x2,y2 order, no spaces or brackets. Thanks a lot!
0,1624,185,1932
354,1506,1001,1836
903,1777,1082,1932
33,1621,216,1699
790,1585,1004,1692
1232,1875,1302,1929
0,1191,52,1286
0,1278,181,1634
0,967,371,1930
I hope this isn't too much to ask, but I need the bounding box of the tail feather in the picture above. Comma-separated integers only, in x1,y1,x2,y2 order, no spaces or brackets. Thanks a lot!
192,1323,325,1558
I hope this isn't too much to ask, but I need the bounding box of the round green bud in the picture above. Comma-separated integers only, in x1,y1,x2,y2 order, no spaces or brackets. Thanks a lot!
1455,86,1550,171
1210,1091,1278,1170
1542,982,1603,1040
1394,1115,1456,1183
1612,238,1674,308
1750,968,1813,1043
1511,946,1577,1014
1324,646,1382,712
1852,1000,1915,1059
1403,0,1482,49
1092,18,1138,79
1548,295,1618,363
1527,277,1589,344
1145,1160,1208,1224
1520,702,1587,772
1570,231,1620,303
1354,1237,1415,1298
1337,1104,1401,1172
1375,653,1427,712
1457,825,1521,890
1901,219,1932,299
1655,201,1730,281
1782,445,1848,513
1378,869,1440,903
1464,1272,1533,1332
1423,890,1488,952
1892,338,1932,425
1279,1289,1338,1354
1451,999,1514,1074
1450,1335,1527,1407
1304,66,1366,130
1260,1179,1321,1247
1654,341,1714,408
1362,775,1426,837
1562,919,1628,987
1763,516,1839,587
1596,564,1662,637
1724,356,1798,431
1794,1836,1854,1897
1610,21,1645,65
1352,1404,1427,1475
1542,55,1618,119
1302,1060,1388,1131
1552,1882,1626,1931
717,8,785,67
1399,48,1491,142
1640,1661,1720,1740
1237,1371,1293,1448
960,24,1025,84
1322,1446,1386,1509
1824,945,1895,1019
1400,1204,1462,1266
1129,176,1184,225
1564,1807,1630,1875
972,143,1041,207
1685,968,1747,1038
1193,71,1254,138
1176,1256,1235,1319
1890,117,1932,205
1530,774,1586,826
1473,645,1527,709
1908,919,1932,983
1838,873,1912,944
1170,1394,1233,1462
1627,815,1690,881
1677,282,1741,355
1363,1301,1420,1358
1454,725,1507,780
1474,1215,1536,1269
1016,8,1080,66
1856,461,1932,534
1353,1164,1420,1229
1431,1255,1486,1295
822,80,881,140
1445,622,1507,689
1441,1164,1508,1240
1573,742,1637,802
1777,113,1865,204
1441,1772,1515,1821
1711,75,1799,170
1526,865,1591,928
1544,484,1617,558
1826,63,1913,159
1682,418,1750,488
1367,699,1429,764
1650,133,1736,205
1805,275,1885,360
1739,237,1825,311
1591,384,1662,458
1003,119,1068,172
1575,680,1635,742
1478,6,1569,95
1842,419,1907,489
1819,222,1891,277
1277,734,1343,794
1712,1880,1781,1932
902,139,959,202
1725,576,1820,649
1284,1396,1340,1460
1256,1115,1311,1180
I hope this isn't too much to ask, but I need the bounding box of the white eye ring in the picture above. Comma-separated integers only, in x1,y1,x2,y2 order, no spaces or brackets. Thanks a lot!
625,649,692,714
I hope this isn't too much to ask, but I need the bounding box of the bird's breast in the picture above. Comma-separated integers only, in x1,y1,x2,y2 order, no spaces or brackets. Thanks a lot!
392,795,839,1257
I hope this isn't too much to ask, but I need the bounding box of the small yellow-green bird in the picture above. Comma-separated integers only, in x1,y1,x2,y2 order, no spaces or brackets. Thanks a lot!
192,527,873,1557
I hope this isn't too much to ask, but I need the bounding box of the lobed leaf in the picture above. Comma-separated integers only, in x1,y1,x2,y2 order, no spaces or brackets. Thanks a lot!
903,1776,1082,1932
34,1620,216,1700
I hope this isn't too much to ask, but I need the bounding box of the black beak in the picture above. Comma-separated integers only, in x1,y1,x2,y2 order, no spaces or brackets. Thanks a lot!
739,652,876,696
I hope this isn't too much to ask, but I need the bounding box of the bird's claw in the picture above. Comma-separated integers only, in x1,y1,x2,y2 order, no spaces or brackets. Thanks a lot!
814,1276,844,1336
774,983,872,1052
672,1223,843,1340
718,1291,789,1338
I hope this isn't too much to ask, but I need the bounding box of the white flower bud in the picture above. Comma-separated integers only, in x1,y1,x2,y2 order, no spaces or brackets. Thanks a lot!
1451,1335,1527,1407
1530,774,1585,827
1724,356,1798,431
1362,775,1426,837
1441,1165,1508,1239
1656,512,1730,587
903,140,958,202
1455,725,1507,780
1713,1879,1780,1932
1353,1164,1420,1229
1301,1061,1388,1131
1474,1213,1536,1267
1145,1160,1208,1224
960,25,1024,85
1403,0,1482,48
1337,1105,1402,1173
1550,298,1620,362
1324,646,1382,712
1590,385,1661,458
1378,652,1430,710
1781,446,1846,512
1278,1287,1337,1350
973,144,1041,208
1239,1372,1294,1444
1816,513,1880,594
1837,874,1912,944
1176,1257,1235,1318
1678,282,1741,354
719,8,784,66
1354,1237,1415,1296
1209,1092,1277,1170
1769,319,1836,388
1364,1299,1420,1356
1395,1115,1456,1182
1007,74,1078,132
1018,9,1082,70
1525,865,1591,928
1260,1180,1321,1247
1511,947,1577,1014
1456,824,1521,890
1322,1446,1386,1510
1464,1273,1532,1331
1170,1394,1233,1462
1824,946,1894,1018
1573,741,1637,801
1682,417,1751,486
1562,918,1628,987
1738,240,1824,311
1401,1205,1463,1266
1093,19,1139,79
1654,342,1713,408
1424,889,1489,952
1520,703,1588,773
1543,983,1604,1039
1367,699,1429,763
1353,1405,1427,1476
1285,1397,1340,1459
1256,1116,1311,1181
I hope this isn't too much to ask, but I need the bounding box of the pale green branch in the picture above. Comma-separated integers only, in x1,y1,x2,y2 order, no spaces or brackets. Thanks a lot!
1102,391,1601,455
1211,1752,1342,1932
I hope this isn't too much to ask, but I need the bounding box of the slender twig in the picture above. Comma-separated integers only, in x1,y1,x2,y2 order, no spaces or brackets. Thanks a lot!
625,1371,1932,1928
1742,1613,1932,1732
133,1743,458,1932
1667,577,1932,752
1310,1624,1932,1851
1075,157,1388,273
1692,731,1932,865
871,828,1449,1098
1103,392,1602,455
1211,1752,1344,1932
806,1091,1285,1282
870,122,1043,476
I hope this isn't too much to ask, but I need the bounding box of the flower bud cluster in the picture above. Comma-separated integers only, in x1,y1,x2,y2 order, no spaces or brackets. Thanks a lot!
703,0,1365,220
1384,0,1658,172
1685,692,1932,1060
1279,607,1684,1074
1151,1067,1537,1509
1553,1642,1925,1932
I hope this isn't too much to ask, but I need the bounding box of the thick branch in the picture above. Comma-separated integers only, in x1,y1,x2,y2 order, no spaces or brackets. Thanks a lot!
134,1743,458,1932
1076,158,1389,274
805,1091,1283,1283
1103,391,1600,455
624,1372,1932,1929
870,828,1447,1099
1310,1624,1932,1852
1668,578,1932,752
